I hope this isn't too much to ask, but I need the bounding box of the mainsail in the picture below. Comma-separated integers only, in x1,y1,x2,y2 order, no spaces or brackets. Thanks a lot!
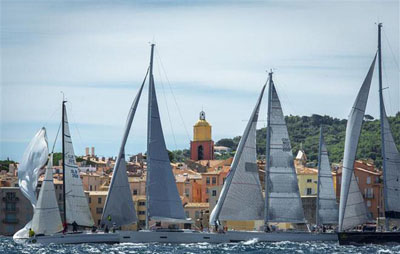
209,85,266,225
63,104,94,227
316,127,338,225
265,73,305,224
31,154,63,235
338,55,376,231
146,44,186,225
101,74,147,227
381,91,400,219
13,128,49,239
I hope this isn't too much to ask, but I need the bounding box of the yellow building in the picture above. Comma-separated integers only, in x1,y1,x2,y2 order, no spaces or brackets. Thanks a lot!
87,191,108,226
193,112,212,142
190,111,214,161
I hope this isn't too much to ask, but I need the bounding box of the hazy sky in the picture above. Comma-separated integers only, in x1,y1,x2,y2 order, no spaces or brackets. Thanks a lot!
1,0,399,161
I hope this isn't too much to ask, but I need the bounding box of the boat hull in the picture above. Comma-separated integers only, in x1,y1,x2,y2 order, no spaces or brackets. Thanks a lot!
338,232,400,245
20,230,338,244
119,230,338,243
23,232,119,244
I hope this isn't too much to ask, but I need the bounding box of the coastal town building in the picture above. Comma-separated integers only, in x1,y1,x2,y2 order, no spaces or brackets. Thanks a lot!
190,111,214,161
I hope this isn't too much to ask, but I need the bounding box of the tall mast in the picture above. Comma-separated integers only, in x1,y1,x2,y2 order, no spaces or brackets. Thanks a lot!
62,100,67,224
316,126,323,227
145,43,155,230
378,23,389,231
264,70,273,230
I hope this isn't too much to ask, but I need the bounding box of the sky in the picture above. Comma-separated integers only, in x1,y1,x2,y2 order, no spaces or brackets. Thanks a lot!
1,0,399,162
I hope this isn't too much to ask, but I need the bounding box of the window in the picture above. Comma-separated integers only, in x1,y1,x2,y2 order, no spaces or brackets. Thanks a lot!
6,202,16,211
133,189,138,195
90,185,92,191
5,213,17,223
367,176,371,184
139,201,146,206
206,198,209,203
185,188,189,197
88,197,91,203
212,177,216,185
96,207,103,214
365,188,374,199
138,211,145,215
367,200,371,207
306,188,312,195
98,197,102,204
206,188,209,194
212,190,217,197
206,177,210,185
307,179,312,183
185,211,189,218
223,177,226,184
195,211,200,219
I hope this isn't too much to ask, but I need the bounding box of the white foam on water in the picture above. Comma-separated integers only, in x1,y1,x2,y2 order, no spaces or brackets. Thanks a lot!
243,238,258,245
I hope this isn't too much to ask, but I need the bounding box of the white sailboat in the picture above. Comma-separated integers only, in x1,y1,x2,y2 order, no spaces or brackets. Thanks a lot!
22,102,120,244
338,23,400,245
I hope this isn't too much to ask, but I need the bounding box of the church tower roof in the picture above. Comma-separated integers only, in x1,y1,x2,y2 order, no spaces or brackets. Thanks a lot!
193,110,212,141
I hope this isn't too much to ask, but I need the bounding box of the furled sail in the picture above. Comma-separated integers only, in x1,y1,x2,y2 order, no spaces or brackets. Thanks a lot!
63,106,94,227
31,154,63,235
210,85,266,225
101,77,147,227
146,45,186,223
265,77,305,223
316,127,338,225
13,128,49,239
381,106,400,219
338,55,376,231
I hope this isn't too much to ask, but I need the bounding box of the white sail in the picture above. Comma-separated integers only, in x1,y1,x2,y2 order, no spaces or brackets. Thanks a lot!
31,154,63,235
101,79,146,227
265,78,305,223
338,55,376,231
63,106,94,227
381,106,400,219
13,128,49,239
210,85,266,225
316,128,338,225
146,45,186,224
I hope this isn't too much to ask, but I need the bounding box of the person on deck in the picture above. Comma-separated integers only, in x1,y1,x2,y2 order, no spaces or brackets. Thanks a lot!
62,222,68,234
29,228,35,238
72,221,78,232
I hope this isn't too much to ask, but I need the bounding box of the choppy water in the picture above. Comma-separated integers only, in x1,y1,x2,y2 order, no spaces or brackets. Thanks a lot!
1,237,399,254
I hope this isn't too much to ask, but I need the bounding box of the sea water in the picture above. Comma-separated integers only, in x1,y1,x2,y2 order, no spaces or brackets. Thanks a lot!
1,237,399,254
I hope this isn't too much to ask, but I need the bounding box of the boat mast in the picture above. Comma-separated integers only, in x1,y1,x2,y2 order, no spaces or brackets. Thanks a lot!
377,23,389,231
264,70,273,230
62,99,67,224
316,126,323,228
145,43,155,230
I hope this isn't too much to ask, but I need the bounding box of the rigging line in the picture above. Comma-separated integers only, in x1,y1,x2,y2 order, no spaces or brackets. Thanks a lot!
66,102,85,155
155,52,178,150
383,30,400,71
51,122,62,153
155,48,191,143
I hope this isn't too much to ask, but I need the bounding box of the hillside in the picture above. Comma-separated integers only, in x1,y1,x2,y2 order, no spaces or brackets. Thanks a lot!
216,113,400,168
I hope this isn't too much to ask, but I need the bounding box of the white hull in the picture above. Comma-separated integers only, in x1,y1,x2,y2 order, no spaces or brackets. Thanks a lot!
20,230,337,244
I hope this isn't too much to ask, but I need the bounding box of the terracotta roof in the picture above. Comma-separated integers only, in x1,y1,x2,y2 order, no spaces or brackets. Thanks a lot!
296,167,318,175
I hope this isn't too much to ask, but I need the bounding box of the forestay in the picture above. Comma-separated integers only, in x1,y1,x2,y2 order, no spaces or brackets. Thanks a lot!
317,128,339,225
146,70,186,222
338,55,376,231
101,75,147,227
31,154,63,235
265,80,305,223
210,85,266,224
63,107,94,227
381,106,400,219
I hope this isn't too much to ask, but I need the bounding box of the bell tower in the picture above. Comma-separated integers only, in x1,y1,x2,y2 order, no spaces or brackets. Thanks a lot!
190,111,214,161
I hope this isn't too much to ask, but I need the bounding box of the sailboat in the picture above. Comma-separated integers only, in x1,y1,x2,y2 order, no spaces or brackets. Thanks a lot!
21,101,120,244
205,71,338,242
337,23,400,245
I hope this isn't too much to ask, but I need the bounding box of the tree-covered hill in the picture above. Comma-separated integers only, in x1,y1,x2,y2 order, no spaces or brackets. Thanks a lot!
216,112,400,168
